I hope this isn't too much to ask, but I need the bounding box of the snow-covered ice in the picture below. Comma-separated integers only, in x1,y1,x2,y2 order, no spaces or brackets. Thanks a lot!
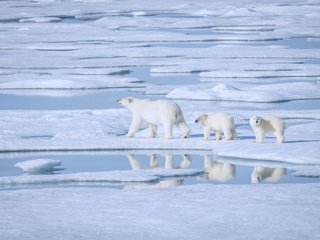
0,107,319,165
0,184,319,240
166,82,320,102
0,168,202,186
1,0,320,239
14,159,61,173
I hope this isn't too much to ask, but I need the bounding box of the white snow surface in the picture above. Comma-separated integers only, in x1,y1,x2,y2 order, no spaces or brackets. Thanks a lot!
166,82,320,102
1,0,320,95
0,108,319,165
1,0,320,239
0,168,202,186
0,184,319,240
14,159,61,172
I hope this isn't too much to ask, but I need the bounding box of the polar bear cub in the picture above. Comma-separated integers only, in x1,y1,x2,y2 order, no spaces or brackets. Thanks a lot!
251,167,286,184
250,116,285,143
195,113,237,140
117,97,190,139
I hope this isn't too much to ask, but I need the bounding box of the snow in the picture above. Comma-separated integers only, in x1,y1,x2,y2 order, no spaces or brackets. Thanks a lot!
1,0,320,238
0,108,319,166
19,17,61,23
166,82,320,102
0,76,144,90
0,168,202,187
0,184,319,240
14,159,61,173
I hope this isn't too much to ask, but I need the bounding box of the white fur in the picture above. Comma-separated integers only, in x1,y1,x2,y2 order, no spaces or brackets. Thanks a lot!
125,154,189,189
198,155,235,182
251,167,286,184
195,113,237,140
118,97,190,139
250,116,285,143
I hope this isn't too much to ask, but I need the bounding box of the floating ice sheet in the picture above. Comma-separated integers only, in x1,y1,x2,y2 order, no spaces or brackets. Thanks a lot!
0,168,202,186
166,82,320,102
14,159,61,173
0,75,144,90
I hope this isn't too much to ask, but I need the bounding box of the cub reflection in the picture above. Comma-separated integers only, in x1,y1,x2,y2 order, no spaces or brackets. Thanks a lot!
125,154,191,189
251,167,286,184
198,155,236,182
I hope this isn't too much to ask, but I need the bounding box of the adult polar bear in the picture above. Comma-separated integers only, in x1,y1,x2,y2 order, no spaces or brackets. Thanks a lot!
118,97,190,139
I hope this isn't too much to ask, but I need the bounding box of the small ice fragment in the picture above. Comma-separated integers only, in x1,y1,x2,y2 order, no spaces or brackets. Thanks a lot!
14,159,62,173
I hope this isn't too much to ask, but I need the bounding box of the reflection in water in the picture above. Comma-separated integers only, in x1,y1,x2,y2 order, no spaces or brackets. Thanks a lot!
9,153,309,189
251,167,286,184
127,154,191,170
198,155,236,182
125,154,191,189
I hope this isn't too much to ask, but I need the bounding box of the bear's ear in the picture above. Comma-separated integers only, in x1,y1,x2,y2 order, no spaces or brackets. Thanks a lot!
202,114,208,118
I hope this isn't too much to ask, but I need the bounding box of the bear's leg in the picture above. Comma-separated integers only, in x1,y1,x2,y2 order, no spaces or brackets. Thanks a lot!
274,131,284,143
256,128,265,143
127,116,142,137
127,154,141,170
203,127,211,140
149,124,157,138
215,131,222,141
163,121,173,139
223,129,233,140
231,129,237,140
250,125,258,143
177,122,190,138
164,154,174,169
150,154,158,169
203,155,212,169
178,154,191,169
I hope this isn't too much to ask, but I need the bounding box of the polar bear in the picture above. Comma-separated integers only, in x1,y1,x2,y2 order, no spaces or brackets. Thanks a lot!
117,97,190,139
198,155,235,182
250,116,285,143
124,154,190,189
251,166,286,184
195,113,237,140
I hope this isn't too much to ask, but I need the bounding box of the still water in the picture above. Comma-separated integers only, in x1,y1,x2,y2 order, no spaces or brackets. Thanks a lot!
0,152,318,190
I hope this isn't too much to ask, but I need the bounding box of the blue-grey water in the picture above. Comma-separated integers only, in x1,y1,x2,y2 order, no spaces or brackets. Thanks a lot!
0,153,318,190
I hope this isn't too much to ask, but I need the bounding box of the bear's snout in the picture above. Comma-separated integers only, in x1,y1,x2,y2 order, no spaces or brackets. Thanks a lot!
195,119,198,123
117,99,121,104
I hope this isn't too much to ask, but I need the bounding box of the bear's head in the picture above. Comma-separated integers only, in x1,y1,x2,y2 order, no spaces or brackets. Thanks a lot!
195,114,207,126
250,116,262,126
251,172,262,184
117,97,134,108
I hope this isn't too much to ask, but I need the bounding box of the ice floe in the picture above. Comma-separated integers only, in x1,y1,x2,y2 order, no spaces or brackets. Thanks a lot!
0,168,202,186
14,159,61,173
166,82,320,102
19,17,61,23
0,183,319,240
0,75,144,90
0,108,319,166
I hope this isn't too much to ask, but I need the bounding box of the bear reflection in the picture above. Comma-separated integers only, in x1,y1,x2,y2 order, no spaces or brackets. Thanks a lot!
198,155,235,182
251,166,286,184
125,154,191,189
